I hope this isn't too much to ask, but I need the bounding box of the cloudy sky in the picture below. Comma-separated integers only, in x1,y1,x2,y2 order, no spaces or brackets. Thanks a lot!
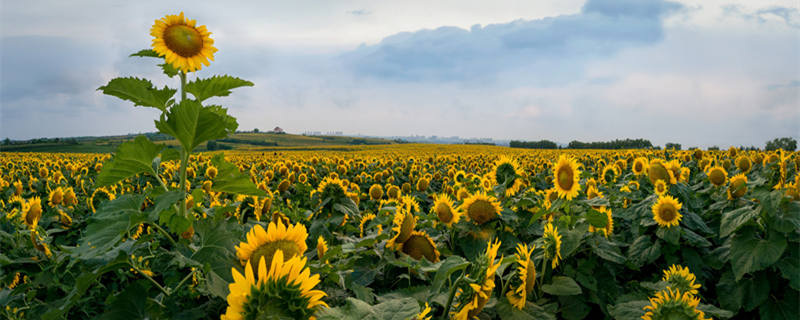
1,0,798,147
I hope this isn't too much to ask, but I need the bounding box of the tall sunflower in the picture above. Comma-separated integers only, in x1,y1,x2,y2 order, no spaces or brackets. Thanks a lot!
642,288,710,320
150,12,217,73
235,220,309,273
552,155,581,200
506,243,535,310
431,193,461,227
221,251,327,320
460,192,502,225
651,195,682,228
452,239,502,320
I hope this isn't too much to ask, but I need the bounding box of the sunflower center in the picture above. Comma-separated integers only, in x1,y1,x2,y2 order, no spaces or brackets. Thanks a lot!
251,240,303,273
402,234,437,262
634,162,643,172
163,25,204,57
436,203,453,223
467,200,497,225
659,205,676,222
557,167,574,190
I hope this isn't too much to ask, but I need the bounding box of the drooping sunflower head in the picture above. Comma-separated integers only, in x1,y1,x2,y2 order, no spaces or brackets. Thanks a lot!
221,251,327,320
387,185,401,199
588,207,613,238
150,12,217,73
654,180,668,196
706,166,728,186
235,220,309,273
492,156,523,196
387,209,417,249
661,265,701,295
735,155,752,173
642,288,710,320
651,195,683,228
316,236,328,262
552,155,581,200
542,222,562,269
432,193,461,227
49,187,64,206
633,157,649,175
460,192,502,225
452,239,502,320
316,176,349,200
727,173,748,199
398,195,421,214
368,184,383,200
506,243,535,310
586,185,604,200
397,230,440,263
24,196,42,229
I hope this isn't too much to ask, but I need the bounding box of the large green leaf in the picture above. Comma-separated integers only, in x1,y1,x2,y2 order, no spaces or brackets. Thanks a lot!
96,135,163,186
129,49,179,77
98,77,176,111
210,153,267,196
607,300,648,320
98,281,153,320
496,299,557,320
155,100,235,152
542,276,582,296
729,229,786,280
586,208,609,228
315,297,420,320
719,206,758,238
627,235,661,268
185,75,254,102
429,255,469,298
191,218,241,284
72,195,147,260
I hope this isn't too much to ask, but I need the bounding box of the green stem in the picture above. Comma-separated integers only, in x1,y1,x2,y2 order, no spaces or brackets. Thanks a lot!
177,71,189,230
172,268,197,293
132,264,170,296
537,257,548,298
150,222,178,247
180,71,187,101
440,274,464,320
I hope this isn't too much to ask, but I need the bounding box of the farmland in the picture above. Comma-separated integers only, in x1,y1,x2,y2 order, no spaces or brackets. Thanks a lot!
1,145,798,319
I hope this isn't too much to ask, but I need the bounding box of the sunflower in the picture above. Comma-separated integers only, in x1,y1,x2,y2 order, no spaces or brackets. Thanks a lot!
386,185,401,199
398,195,421,213
369,184,383,200
316,176,349,199
506,243,535,310
359,213,376,237
542,222,562,269
23,197,42,229
414,303,432,320
642,288,710,320
601,164,619,184
150,12,217,73
586,185,604,201
205,165,218,179
588,207,613,238
633,157,649,175
431,193,461,227
648,159,676,185
397,230,440,262
386,209,417,249
235,220,309,273
706,166,727,186
735,155,752,173
452,239,502,320
48,187,64,207
651,195,682,228
654,180,668,196
491,156,524,197
552,155,581,200
460,192,502,225
221,251,327,320
543,188,559,210
727,173,747,199
661,265,701,295
416,178,430,192
316,236,328,263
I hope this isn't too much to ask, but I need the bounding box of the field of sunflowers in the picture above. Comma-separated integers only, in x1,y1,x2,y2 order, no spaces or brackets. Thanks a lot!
1,145,798,319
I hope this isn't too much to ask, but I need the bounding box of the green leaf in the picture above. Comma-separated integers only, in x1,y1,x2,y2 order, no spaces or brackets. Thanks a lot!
191,218,241,283
719,206,759,238
96,136,163,186
559,295,590,320
73,195,146,260
681,228,712,247
147,190,182,221
129,49,160,58
656,226,680,245
316,298,375,320
129,49,179,77
98,281,152,320
592,240,626,264
98,77,176,111
496,299,556,320
586,208,609,228
627,235,661,268
155,100,235,152
429,255,469,298
729,229,787,280
758,290,799,320
697,303,734,319
315,297,420,320
158,207,193,234
185,75,254,102
210,153,267,196
776,256,800,291
542,276,582,296
607,300,648,320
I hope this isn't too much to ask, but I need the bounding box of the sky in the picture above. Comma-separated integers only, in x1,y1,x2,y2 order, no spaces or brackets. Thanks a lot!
1,0,798,148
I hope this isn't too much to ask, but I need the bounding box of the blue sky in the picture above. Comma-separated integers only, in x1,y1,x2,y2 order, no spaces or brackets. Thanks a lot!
1,0,798,147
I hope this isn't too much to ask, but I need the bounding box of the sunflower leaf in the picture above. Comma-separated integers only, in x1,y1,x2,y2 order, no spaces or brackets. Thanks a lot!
154,100,235,152
586,208,609,228
209,153,267,196
729,228,786,280
542,276,582,296
129,49,160,58
96,135,163,186
98,77,176,111
185,75,254,102
719,206,759,238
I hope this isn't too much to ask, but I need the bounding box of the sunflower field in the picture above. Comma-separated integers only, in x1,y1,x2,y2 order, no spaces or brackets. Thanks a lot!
2,12,799,320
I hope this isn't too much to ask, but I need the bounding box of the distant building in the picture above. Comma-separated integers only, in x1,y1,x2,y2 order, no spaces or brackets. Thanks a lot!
271,127,285,134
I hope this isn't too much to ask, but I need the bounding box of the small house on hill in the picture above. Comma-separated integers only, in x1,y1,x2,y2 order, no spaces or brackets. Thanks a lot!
270,127,285,134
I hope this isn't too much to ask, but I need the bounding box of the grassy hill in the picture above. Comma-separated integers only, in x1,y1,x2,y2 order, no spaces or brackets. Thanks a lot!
1,132,395,153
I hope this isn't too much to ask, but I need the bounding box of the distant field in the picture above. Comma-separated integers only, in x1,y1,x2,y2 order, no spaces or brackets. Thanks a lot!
0,132,395,153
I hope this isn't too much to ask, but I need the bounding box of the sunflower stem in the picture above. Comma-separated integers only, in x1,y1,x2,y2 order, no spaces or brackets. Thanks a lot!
179,71,187,101
172,268,197,294
150,222,178,247
132,264,171,296
440,273,464,320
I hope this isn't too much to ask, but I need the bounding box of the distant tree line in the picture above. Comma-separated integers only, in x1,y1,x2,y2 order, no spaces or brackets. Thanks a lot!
509,140,558,149
206,140,234,150
217,138,278,147
463,142,496,146
665,143,681,150
567,138,653,149
765,137,797,151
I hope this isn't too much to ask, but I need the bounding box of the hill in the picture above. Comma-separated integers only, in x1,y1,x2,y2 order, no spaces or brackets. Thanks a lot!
0,132,395,153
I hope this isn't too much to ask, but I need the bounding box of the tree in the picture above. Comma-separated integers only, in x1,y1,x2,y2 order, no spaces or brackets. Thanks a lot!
665,143,681,150
253,128,259,133
765,137,797,151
